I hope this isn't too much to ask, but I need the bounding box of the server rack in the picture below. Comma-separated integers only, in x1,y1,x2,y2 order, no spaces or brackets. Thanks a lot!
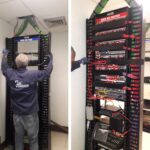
5,34,51,150
86,6,144,150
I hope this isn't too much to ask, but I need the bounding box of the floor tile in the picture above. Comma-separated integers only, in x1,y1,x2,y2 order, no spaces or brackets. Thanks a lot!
51,131,68,150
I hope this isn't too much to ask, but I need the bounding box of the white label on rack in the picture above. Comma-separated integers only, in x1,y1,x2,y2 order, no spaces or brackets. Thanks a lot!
86,106,94,120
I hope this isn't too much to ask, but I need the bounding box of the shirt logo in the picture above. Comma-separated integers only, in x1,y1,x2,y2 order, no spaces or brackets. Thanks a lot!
15,80,29,88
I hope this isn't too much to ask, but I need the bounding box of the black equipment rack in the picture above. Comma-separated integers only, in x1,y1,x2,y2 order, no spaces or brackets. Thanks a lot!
5,33,51,150
86,6,144,150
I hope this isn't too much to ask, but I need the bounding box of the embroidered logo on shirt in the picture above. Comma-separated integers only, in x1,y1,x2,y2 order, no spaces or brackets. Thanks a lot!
15,80,29,88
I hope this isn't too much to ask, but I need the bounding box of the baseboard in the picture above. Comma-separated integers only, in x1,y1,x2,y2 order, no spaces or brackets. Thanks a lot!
49,120,68,134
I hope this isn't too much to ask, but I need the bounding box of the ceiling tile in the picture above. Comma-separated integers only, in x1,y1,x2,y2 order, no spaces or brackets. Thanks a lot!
0,0,68,32
22,0,68,18
0,0,31,21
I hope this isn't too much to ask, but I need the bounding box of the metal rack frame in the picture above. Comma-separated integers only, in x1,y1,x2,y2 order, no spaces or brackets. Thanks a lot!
86,6,144,150
5,33,51,150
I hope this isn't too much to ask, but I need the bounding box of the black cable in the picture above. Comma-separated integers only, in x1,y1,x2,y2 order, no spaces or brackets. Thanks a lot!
37,60,46,66
37,56,49,66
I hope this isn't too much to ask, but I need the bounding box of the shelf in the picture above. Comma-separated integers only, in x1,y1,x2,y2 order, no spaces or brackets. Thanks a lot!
144,99,150,101
143,100,150,111
143,108,150,112
145,51,150,53
143,126,150,133
145,57,150,61
143,110,150,116
144,77,150,83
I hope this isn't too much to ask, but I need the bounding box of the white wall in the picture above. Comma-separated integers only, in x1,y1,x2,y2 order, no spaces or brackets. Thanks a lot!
71,1,96,150
0,20,13,143
50,31,68,126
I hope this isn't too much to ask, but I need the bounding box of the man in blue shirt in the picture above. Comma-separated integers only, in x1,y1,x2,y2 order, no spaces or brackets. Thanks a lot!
1,49,53,150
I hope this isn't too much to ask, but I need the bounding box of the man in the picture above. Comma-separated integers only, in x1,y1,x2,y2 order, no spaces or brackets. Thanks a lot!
1,49,53,150
71,46,88,71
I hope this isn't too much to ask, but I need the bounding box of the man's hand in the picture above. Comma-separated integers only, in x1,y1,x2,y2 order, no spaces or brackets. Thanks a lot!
79,57,88,65
2,49,9,56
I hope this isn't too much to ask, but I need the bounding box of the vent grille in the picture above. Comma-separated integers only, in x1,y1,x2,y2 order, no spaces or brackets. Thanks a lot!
44,16,67,28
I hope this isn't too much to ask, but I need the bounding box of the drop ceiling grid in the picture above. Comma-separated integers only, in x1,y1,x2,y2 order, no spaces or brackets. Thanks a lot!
21,0,68,20
0,0,67,22
0,0,31,21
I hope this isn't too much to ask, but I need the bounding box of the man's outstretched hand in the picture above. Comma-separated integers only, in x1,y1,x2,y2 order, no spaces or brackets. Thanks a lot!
79,57,88,65
2,49,9,56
